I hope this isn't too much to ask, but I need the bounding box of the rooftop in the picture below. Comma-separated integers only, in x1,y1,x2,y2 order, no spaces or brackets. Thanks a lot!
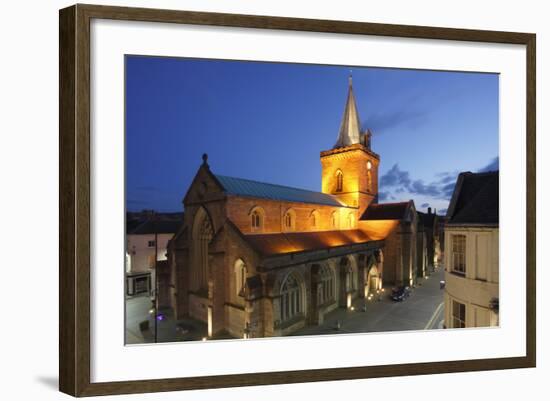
447,171,499,225
126,211,183,235
360,201,412,221
243,229,374,256
215,174,347,207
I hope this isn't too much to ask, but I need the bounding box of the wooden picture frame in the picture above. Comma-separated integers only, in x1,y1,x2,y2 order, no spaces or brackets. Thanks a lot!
59,3,536,397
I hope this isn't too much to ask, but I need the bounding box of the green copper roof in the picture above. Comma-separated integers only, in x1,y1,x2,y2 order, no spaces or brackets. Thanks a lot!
215,174,346,207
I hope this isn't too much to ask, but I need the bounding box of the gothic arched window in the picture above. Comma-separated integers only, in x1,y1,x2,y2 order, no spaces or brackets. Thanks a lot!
252,211,260,228
367,171,372,192
318,265,334,305
283,209,296,231
196,213,213,290
310,210,320,229
250,206,265,232
280,274,302,322
331,211,338,229
336,170,343,192
234,258,247,298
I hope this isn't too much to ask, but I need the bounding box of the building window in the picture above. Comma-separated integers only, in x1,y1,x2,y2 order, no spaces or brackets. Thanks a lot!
234,259,246,298
283,209,296,231
147,240,156,248
346,270,355,291
331,211,338,229
251,211,261,230
452,234,466,274
280,274,302,322
367,170,372,192
310,210,320,229
335,170,343,192
341,257,356,291
251,211,260,228
366,161,373,192
452,300,466,328
347,212,355,228
250,206,265,232
125,252,132,273
197,215,213,289
318,266,334,305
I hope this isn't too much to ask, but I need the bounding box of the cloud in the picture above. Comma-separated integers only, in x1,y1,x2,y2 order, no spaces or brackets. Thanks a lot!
380,164,449,200
438,208,448,216
478,156,499,172
379,155,497,209
437,173,457,184
380,164,411,188
378,191,389,201
362,109,429,133
409,180,441,197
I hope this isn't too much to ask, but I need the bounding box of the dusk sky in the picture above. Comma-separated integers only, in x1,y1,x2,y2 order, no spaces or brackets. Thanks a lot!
126,55,499,215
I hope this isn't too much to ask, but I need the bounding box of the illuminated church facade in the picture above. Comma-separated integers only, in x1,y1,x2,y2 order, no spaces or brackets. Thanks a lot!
167,78,419,339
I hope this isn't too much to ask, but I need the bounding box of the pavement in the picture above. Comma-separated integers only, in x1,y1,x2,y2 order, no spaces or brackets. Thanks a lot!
125,295,210,344
126,295,237,344
293,266,446,337
125,267,446,344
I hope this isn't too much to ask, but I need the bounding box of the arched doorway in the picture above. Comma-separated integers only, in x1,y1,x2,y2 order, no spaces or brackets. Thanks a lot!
339,257,357,308
366,265,380,298
279,273,305,323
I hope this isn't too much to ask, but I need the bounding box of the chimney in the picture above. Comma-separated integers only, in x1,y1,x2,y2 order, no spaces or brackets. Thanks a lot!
428,207,432,214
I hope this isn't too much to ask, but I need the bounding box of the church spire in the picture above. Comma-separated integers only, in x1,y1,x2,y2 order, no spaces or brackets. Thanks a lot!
334,73,362,148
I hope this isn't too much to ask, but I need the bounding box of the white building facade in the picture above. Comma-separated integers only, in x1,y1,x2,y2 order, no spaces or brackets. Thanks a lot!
443,171,499,329
126,212,182,296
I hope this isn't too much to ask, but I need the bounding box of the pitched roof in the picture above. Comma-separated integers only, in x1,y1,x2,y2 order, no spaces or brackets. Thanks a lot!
126,212,184,235
334,77,362,148
447,171,498,225
360,201,411,221
214,174,346,207
243,229,374,256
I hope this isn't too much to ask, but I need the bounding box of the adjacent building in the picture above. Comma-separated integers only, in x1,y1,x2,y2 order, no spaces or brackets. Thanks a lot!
166,78,423,339
126,211,183,296
443,171,499,328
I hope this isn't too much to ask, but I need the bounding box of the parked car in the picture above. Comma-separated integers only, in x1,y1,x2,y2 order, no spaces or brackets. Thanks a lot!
391,286,411,302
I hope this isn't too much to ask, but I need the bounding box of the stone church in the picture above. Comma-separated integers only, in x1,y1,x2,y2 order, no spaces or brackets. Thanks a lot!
166,78,419,339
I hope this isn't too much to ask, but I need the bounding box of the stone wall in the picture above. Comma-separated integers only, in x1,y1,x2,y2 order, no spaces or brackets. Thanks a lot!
226,196,357,233
320,145,379,215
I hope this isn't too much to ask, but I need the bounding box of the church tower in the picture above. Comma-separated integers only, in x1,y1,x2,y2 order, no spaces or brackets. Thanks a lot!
320,75,380,216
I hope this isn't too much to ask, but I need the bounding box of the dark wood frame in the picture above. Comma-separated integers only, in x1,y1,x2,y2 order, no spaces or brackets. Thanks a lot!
59,3,536,397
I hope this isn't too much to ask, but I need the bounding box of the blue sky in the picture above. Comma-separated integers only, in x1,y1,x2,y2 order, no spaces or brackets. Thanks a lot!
126,56,499,215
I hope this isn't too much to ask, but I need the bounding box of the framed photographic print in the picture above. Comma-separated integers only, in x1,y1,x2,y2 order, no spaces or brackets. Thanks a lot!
59,4,536,397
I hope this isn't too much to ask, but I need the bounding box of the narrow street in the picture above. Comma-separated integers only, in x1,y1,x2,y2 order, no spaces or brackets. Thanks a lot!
293,267,445,337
